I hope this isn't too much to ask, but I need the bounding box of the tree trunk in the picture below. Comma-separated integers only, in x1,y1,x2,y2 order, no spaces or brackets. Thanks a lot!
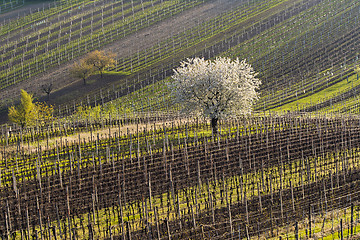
211,117,218,136
83,77,86,85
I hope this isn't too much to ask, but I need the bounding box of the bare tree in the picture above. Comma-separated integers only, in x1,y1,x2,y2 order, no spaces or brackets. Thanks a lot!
41,83,53,101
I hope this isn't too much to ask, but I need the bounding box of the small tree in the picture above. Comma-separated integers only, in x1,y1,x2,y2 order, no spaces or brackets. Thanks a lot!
84,50,116,78
8,89,38,128
70,59,94,85
169,57,261,134
41,83,53,101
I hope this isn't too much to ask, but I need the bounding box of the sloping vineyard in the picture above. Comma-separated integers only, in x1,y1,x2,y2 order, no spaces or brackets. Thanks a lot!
2,0,360,117
0,0,24,14
2,0,360,238
223,0,360,112
49,0,323,118
0,0,206,93
43,0,360,119
0,1,284,112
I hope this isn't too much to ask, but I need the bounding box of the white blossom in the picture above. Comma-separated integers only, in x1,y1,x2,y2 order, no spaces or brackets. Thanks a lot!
169,57,261,126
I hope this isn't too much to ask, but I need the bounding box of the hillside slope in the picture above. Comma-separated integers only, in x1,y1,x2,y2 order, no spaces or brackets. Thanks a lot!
0,0,247,121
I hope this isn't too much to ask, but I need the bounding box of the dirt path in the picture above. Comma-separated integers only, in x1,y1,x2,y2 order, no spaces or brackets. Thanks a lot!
0,0,244,108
